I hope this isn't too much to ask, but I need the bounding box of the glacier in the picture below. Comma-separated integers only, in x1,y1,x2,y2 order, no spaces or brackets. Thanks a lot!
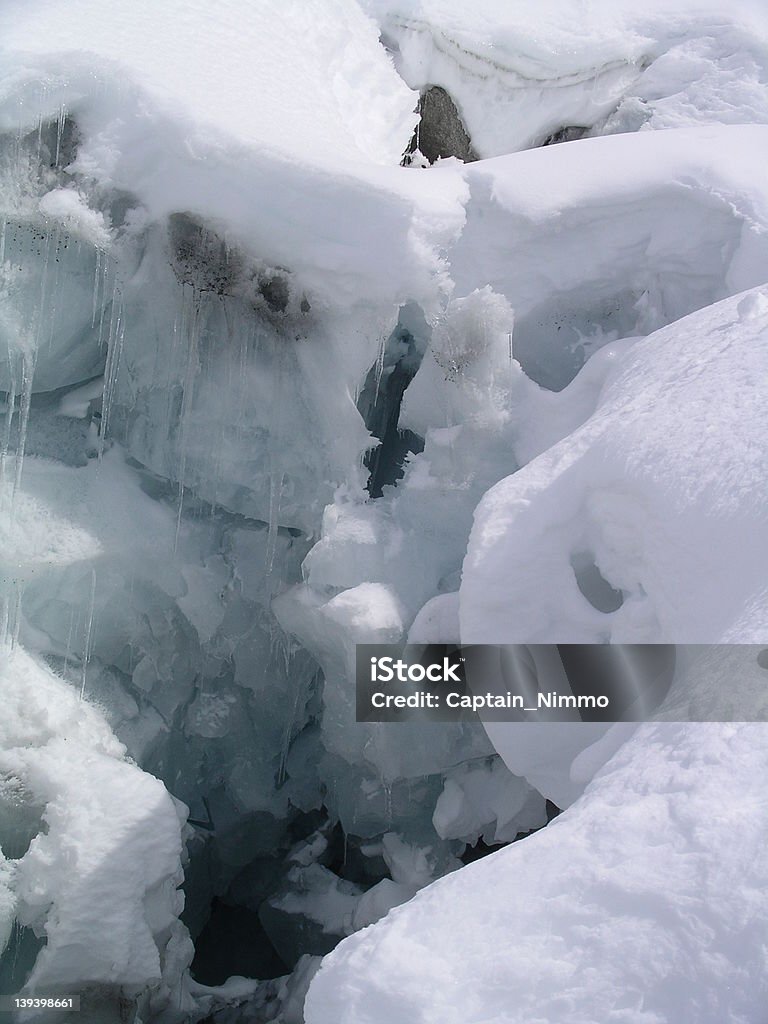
0,1,766,1022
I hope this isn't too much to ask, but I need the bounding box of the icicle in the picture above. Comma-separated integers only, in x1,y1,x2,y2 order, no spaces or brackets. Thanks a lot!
372,331,387,408
10,584,22,649
0,345,18,499
54,104,67,168
63,604,76,679
11,348,36,503
100,272,125,449
35,111,44,166
79,569,97,700
91,247,102,328
96,263,109,351
265,470,284,575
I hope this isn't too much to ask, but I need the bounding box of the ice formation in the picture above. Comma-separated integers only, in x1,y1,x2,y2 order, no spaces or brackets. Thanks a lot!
0,0,766,1022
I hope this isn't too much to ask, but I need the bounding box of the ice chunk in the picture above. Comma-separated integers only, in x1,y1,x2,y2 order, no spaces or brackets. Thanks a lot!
0,645,190,1011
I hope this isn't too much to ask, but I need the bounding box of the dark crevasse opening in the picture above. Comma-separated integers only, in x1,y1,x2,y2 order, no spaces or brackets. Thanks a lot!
191,899,289,985
0,925,44,998
459,799,561,866
358,303,429,498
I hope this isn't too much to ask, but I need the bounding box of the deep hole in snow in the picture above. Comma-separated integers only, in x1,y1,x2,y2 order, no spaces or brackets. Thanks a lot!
570,552,624,614
191,898,289,984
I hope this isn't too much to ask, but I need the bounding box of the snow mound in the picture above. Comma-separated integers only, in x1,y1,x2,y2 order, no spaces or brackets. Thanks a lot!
455,285,768,806
462,283,768,648
306,721,768,1024
447,124,768,391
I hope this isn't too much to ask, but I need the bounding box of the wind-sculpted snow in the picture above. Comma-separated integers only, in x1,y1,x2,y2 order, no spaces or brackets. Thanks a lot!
463,286,768,647
456,286,768,806
306,721,768,1024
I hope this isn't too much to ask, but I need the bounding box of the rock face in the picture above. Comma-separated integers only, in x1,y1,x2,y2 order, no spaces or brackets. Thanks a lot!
404,86,478,163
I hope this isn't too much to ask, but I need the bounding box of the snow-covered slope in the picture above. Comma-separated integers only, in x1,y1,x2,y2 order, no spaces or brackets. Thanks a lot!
306,720,768,1024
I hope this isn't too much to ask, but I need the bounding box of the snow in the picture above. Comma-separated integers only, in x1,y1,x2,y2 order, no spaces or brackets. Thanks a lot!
37,190,110,248
306,722,768,1024
0,0,766,1021
462,283,768,648
455,283,768,805
365,0,768,155
0,0,416,171
0,645,190,999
